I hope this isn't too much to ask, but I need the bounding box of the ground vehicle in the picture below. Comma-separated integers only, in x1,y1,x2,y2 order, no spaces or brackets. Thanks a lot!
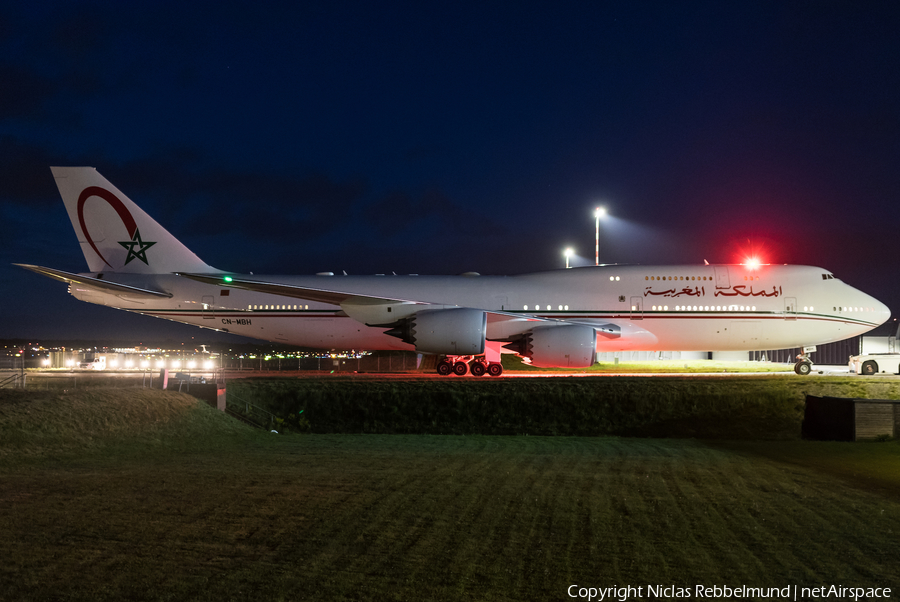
78,357,107,370
848,353,900,375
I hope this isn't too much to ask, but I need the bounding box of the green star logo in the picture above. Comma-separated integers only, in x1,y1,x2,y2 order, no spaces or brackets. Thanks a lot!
118,228,157,265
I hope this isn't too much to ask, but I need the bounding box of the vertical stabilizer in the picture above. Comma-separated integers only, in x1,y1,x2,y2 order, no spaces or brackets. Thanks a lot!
51,166,218,274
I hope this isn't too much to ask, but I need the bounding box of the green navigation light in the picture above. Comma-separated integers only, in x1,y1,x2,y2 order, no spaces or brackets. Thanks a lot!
224,276,233,283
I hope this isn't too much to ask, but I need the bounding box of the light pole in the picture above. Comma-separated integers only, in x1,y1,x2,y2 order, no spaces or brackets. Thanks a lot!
564,247,574,269
594,206,606,265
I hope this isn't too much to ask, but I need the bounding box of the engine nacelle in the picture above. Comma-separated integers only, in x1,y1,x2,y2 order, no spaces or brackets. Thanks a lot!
511,324,597,368
385,308,486,355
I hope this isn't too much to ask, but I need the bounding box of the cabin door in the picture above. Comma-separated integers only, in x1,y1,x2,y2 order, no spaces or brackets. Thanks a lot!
714,266,730,289
202,295,215,320
784,297,797,321
630,296,643,320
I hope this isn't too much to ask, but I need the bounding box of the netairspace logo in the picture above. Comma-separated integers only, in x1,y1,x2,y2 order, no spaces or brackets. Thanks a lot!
566,584,893,601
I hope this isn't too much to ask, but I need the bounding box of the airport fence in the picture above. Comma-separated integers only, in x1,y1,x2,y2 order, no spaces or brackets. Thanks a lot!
218,351,422,372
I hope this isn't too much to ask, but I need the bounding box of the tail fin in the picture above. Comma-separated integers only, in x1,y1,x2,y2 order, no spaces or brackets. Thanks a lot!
51,166,218,274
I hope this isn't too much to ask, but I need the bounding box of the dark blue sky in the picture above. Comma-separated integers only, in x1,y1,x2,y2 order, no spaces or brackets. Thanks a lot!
2,1,899,342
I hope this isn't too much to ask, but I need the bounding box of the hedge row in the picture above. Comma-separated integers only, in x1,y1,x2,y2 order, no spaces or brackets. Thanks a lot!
226,377,806,439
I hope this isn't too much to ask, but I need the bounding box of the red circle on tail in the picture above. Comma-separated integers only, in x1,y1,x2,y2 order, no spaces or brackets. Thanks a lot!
77,186,138,268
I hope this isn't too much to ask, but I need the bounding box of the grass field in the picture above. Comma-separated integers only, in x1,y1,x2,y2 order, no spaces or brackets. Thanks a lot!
2,388,900,601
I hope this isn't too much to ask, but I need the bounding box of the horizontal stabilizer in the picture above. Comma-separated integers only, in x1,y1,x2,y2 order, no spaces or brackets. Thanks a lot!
15,264,173,298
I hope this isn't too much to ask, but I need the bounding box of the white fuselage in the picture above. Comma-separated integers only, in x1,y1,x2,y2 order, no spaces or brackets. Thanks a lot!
67,263,889,353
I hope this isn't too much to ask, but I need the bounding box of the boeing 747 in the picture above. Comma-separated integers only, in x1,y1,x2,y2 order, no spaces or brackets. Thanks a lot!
17,167,891,376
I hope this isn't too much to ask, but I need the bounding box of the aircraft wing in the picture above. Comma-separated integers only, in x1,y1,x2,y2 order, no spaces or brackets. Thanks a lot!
16,264,173,298
177,272,609,332
176,272,427,306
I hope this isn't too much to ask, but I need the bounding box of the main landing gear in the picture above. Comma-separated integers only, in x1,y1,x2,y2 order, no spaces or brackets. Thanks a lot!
436,356,503,377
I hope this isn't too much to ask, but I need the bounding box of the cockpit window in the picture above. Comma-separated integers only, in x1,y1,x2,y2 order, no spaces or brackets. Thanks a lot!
822,273,835,280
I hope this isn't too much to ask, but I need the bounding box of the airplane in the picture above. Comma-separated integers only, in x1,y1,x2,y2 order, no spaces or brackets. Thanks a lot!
16,166,891,376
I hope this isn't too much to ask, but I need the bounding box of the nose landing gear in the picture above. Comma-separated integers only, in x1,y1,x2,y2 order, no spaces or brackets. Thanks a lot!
794,360,812,375
793,346,816,375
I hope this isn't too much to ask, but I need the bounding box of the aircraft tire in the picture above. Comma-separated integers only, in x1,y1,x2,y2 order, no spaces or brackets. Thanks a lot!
470,361,487,377
452,361,469,376
862,360,878,376
487,362,503,377
436,360,453,376
794,361,812,376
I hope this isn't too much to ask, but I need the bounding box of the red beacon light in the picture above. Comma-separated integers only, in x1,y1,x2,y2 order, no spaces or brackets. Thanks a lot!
743,257,762,270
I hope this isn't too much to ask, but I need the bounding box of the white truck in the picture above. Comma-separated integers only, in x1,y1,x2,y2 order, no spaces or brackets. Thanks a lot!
78,357,107,371
848,353,900,375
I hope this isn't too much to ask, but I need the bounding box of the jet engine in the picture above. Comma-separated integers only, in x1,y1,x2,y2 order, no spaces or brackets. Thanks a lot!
385,308,486,355
504,324,597,368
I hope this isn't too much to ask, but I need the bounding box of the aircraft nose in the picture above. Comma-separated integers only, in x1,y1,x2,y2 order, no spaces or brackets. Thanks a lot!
864,292,891,325
874,297,891,323
841,280,891,327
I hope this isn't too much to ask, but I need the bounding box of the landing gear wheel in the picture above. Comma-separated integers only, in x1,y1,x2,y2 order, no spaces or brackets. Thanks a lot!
487,362,503,377
436,360,453,376
862,360,878,376
470,361,487,377
794,361,812,376
452,361,469,376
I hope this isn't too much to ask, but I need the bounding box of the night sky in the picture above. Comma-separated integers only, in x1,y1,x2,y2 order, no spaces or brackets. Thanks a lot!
2,2,899,342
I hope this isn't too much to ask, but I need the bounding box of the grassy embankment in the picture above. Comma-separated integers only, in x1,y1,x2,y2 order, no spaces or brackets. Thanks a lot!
2,386,900,601
0,388,249,460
